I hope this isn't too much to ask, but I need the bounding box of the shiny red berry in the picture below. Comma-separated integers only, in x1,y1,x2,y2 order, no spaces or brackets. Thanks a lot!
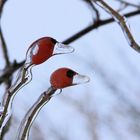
28,37,57,65
50,68,76,89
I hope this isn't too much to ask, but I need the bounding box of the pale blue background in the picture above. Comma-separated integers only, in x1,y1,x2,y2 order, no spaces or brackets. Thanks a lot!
0,0,140,140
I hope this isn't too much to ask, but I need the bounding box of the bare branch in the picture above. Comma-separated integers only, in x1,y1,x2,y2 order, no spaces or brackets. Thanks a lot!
0,60,25,85
83,0,100,21
0,0,11,91
93,0,140,52
0,9,140,85
0,0,10,67
63,9,140,44
0,27,10,67
115,0,140,9
0,0,7,17
17,87,56,140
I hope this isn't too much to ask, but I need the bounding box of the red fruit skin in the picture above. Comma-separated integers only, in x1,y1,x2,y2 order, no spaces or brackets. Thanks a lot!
30,37,56,65
50,68,75,89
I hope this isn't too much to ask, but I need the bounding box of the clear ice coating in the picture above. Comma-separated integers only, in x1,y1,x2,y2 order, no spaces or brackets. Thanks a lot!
0,101,12,136
16,94,47,140
0,107,12,134
9,63,33,94
94,0,140,52
16,87,56,140
0,42,39,137
53,42,74,55
51,89,62,97
25,44,37,66
72,74,90,86
32,44,39,55
0,59,33,133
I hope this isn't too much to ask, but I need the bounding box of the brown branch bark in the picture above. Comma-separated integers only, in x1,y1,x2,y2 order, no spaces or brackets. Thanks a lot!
115,0,140,8
0,60,25,85
0,27,10,67
0,0,7,16
0,0,9,67
63,9,140,44
0,9,140,85
0,0,11,90
0,0,10,67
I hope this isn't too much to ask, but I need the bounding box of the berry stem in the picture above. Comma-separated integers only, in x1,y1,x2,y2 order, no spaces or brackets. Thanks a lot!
17,87,56,140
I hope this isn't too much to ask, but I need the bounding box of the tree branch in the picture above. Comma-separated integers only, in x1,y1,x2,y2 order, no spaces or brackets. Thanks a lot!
0,27,10,67
93,0,140,52
0,0,11,89
63,9,140,44
0,60,25,85
0,9,140,84
0,0,9,67
115,0,140,9
0,0,7,17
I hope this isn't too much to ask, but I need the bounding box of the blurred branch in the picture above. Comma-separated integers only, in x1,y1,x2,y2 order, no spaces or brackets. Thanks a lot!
0,0,7,17
83,0,100,21
0,26,11,89
83,56,140,119
0,9,140,85
0,0,11,89
93,0,140,53
116,3,127,12
63,9,140,44
115,0,140,9
17,87,56,140
0,60,25,85
0,27,10,67
61,95,99,140
0,0,10,67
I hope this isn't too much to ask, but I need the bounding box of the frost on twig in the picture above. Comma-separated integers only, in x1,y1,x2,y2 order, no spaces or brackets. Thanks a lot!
0,37,74,138
16,68,90,140
17,87,56,140
93,0,140,53
0,63,32,138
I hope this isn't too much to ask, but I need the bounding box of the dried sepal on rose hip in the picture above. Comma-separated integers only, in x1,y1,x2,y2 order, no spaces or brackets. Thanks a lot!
50,67,90,89
26,37,74,65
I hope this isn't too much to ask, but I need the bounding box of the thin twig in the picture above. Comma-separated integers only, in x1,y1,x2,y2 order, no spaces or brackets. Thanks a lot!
0,0,7,17
0,60,25,85
0,62,31,139
0,0,10,67
17,87,56,140
93,0,140,52
0,9,139,84
63,9,140,44
115,0,140,9
0,28,10,67
83,0,100,21
117,3,127,12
